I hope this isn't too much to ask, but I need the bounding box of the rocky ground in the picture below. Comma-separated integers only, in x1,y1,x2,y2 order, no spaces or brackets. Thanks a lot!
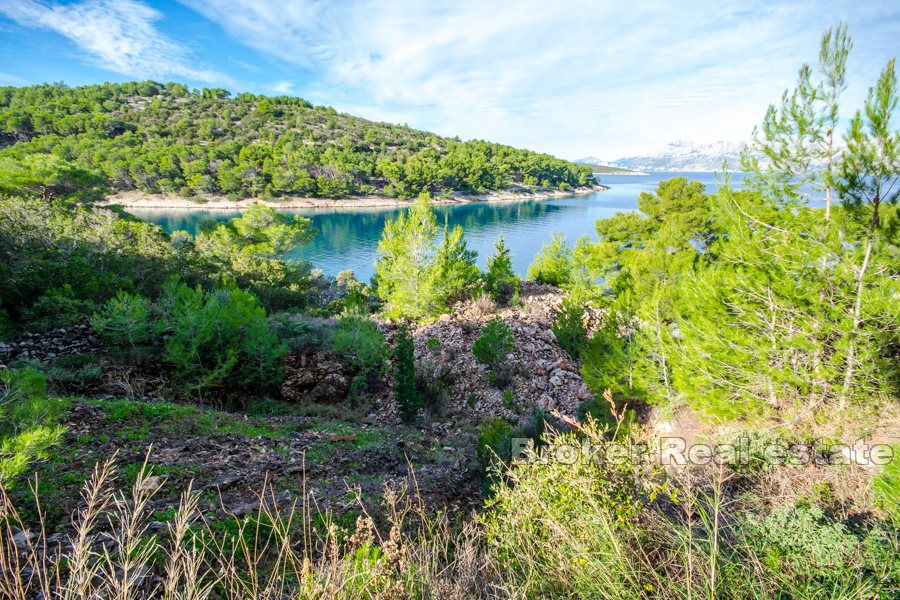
3,282,601,544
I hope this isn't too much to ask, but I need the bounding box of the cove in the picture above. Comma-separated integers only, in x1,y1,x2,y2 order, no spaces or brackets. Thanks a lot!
129,171,746,282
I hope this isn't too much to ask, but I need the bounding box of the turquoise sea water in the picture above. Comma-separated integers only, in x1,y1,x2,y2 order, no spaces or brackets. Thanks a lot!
129,171,746,281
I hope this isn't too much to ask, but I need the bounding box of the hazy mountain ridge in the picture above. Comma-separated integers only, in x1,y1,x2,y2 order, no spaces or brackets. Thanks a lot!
604,140,756,172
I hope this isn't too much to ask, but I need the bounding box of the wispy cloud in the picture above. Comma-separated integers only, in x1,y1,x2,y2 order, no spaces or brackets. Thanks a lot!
179,0,899,157
0,72,28,85
272,81,294,94
1,0,229,84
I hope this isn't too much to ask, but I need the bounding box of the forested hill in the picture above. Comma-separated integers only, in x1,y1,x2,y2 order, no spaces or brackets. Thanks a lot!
0,81,593,201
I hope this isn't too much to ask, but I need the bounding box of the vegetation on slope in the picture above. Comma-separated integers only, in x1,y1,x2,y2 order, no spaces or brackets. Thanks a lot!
0,81,593,201
0,22,897,600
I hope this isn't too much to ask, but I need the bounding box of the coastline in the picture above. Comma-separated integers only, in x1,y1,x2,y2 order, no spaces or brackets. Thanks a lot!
101,184,608,211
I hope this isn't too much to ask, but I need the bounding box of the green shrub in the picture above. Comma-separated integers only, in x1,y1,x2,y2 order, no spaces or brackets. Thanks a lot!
160,282,286,393
476,417,515,469
874,445,900,520
0,368,66,483
579,318,637,401
245,398,294,417
21,287,95,331
526,232,573,287
91,291,153,349
481,420,671,598
393,324,420,423
268,313,331,354
551,298,587,359
744,504,859,581
501,389,515,409
331,316,386,374
374,196,479,321
473,318,514,367
331,315,387,399
484,235,520,304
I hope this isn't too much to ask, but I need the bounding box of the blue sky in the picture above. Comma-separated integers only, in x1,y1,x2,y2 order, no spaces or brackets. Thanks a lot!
1,0,897,159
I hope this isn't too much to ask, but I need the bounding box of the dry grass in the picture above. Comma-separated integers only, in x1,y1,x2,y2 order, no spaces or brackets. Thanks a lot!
0,452,501,599
470,294,498,319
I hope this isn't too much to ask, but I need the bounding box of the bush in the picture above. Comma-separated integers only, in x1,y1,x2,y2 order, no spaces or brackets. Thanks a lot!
374,196,479,321
0,368,66,483
744,504,860,581
484,235,520,304
526,232,573,287
268,313,331,354
160,282,286,393
874,445,900,519
91,291,153,349
576,395,635,438
21,287,95,331
331,315,387,398
476,417,515,469
393,324,420,423
473,318,514,368
551,298,587,359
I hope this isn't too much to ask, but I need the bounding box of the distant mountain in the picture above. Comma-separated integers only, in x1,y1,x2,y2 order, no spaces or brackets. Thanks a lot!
573,157,640,174
608,141,754,172
574,156,610,166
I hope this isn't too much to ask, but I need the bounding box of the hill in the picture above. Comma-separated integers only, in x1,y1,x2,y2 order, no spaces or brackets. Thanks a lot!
0,81,593,201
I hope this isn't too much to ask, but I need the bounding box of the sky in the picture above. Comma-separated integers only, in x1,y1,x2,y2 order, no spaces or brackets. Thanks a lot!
0,0,897,160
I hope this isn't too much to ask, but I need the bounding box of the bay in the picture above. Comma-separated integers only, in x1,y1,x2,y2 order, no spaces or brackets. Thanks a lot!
129,171,746,281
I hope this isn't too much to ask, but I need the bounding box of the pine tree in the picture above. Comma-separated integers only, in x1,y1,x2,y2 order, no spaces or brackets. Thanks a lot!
484,234,520,303
742,23,851,220
393,324,420,423
835,58,899,404
374,194,478,320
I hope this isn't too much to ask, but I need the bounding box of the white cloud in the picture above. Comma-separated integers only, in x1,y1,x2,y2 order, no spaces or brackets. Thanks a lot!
181,0,834,156
272,81,294,94
1,0,229,84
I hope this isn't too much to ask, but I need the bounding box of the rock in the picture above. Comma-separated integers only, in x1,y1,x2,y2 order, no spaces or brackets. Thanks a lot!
281,351,352,403
13,529,34,550
208,472,241,489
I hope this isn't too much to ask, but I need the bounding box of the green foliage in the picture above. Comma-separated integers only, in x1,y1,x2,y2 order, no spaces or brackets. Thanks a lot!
0,153,105,202
194,204,315,310
330,315,387,398
742,23,851,213
481,421,672,598
0,368,66,483
873,446,900,519
267,313,331,354
526,232,574,287
744,504,859,581
20,286,95,331
374,196,479,320
476,417,515,468
392,324,420,423
0,199,316,331
551,298,587,359
483,235,520,304
91,290,153,349
560,29,895,422
0,81,591,201
159,281,286,393
472,318,514,368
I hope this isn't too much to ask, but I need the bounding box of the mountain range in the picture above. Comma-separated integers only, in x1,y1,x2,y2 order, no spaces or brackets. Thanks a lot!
578,140,756,172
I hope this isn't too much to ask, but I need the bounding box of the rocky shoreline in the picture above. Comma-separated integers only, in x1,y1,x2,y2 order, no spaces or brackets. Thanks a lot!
100,184,607,210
